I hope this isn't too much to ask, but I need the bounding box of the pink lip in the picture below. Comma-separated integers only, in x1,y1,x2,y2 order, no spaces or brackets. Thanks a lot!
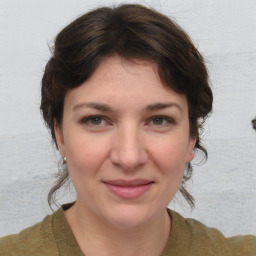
103,179,154,199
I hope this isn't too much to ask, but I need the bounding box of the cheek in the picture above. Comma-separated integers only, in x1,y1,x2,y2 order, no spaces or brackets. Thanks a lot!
150,139,188,205
150,136,189,171
64,134,110,177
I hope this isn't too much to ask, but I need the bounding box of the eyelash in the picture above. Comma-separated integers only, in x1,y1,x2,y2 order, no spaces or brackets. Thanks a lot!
80,115,109,126
79,115,175,128
148,116,175,127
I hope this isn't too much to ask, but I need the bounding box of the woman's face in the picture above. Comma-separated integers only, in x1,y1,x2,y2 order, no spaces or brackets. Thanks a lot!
55,55,196,229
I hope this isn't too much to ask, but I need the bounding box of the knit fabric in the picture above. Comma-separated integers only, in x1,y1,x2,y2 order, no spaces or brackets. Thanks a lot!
0,205,255,256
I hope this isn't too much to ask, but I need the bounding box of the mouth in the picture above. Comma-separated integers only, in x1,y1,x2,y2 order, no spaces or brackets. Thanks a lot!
102,179,154,199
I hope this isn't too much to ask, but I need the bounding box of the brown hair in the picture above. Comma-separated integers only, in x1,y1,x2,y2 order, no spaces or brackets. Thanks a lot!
41,4,213,209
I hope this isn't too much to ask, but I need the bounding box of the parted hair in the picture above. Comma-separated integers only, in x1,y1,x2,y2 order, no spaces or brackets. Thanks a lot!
40,4,213,209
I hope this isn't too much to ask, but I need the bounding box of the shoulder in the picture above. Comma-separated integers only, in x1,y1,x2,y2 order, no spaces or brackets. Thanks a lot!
167,209,256,256
0,214,58,256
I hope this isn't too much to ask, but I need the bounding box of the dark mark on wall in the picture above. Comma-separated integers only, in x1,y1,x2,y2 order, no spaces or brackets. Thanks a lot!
252,117,256,131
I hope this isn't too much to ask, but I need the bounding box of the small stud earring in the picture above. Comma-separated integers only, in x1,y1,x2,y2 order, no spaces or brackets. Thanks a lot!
63,157,67,163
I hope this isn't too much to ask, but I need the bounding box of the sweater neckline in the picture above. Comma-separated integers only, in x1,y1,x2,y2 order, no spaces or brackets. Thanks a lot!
52,203,179,256
52,203,85,256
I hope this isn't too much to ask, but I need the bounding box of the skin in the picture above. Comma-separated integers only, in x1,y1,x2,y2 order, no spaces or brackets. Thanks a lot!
55,55,196,256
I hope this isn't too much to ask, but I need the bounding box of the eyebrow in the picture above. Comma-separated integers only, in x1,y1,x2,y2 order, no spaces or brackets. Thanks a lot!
73,102,182,113
144,103,182,112
73,102,113,112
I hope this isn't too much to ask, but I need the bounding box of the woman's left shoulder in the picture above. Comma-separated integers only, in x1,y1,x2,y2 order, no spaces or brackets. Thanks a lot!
168,209,256,256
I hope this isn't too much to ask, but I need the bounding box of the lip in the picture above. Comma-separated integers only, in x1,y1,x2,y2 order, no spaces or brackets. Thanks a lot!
103,179,154,199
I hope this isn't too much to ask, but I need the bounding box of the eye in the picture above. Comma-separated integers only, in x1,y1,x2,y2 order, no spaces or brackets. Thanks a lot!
151,117,166,125
148,116,175,127
80,116,107,126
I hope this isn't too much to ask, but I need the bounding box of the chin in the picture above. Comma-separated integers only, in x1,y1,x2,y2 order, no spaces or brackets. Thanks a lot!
101,204,157,230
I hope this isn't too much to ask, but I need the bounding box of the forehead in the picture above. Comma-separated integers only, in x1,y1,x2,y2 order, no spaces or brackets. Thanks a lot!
64,55,188,111
89,55,161,86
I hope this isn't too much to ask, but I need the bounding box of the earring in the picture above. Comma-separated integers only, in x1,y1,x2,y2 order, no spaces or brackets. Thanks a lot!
63,157,67,163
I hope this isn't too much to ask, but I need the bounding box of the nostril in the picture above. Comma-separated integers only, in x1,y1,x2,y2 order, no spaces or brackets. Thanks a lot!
110,147,148,171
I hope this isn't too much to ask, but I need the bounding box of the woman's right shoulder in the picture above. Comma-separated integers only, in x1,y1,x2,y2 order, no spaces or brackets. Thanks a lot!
0,214,58,256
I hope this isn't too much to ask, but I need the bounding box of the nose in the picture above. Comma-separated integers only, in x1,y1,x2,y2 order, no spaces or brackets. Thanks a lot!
110,124,148,171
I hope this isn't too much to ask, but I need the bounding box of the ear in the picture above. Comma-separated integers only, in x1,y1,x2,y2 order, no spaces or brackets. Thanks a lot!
54,120,66,158
186,137,197,162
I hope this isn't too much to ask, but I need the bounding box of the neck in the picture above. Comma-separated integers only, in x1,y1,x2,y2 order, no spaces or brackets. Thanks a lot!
64,202,171,256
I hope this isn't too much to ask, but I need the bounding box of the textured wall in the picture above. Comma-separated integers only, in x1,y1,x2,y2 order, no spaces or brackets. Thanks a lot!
0,0,255,237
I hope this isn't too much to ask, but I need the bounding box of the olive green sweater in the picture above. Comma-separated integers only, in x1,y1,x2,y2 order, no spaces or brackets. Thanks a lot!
0,205,255,256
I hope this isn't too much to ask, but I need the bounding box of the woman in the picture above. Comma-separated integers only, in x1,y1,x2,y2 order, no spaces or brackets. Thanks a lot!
0,4,255,255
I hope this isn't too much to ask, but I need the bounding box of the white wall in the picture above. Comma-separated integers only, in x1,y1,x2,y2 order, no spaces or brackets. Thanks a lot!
0,0,255,237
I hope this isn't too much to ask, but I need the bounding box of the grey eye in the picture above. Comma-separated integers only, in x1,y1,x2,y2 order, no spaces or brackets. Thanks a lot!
152,117,165,125
89,117,103,125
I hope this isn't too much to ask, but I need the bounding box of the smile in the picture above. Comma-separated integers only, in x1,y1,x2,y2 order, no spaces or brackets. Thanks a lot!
102,179,154,199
